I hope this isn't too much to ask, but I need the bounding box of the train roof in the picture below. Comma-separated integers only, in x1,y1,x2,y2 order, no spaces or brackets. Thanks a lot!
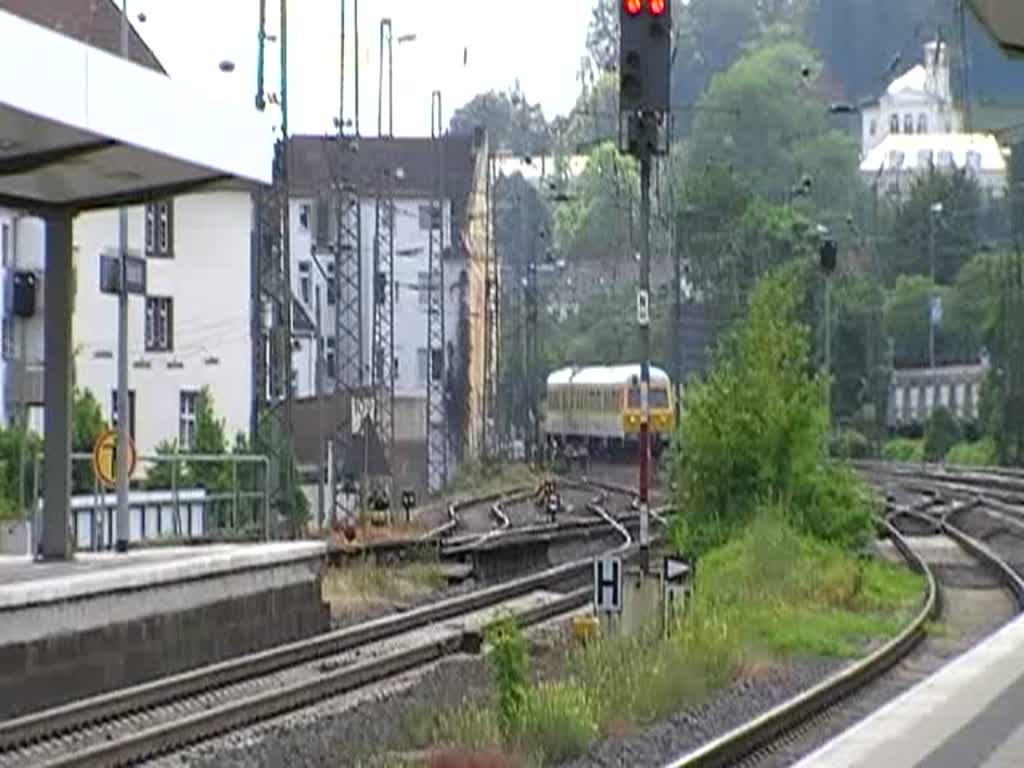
546,364,671,387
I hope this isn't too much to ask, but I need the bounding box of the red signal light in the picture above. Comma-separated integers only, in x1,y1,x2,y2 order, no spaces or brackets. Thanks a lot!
625,0,642,15
650,0,666,15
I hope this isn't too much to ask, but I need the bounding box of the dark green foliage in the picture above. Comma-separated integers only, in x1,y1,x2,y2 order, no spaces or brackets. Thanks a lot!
830,428,871,459
0,425,41,519
670,269,874,556
879,170,981,286
72,388,107,494
985,252,1024,465
486,615,529,736
923,406,962,461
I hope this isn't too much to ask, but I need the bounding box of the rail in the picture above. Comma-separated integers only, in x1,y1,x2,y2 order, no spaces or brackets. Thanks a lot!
662,516,937,768
0,479,638,761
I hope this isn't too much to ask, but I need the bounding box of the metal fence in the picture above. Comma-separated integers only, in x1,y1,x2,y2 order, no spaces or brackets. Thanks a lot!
26,451,271,552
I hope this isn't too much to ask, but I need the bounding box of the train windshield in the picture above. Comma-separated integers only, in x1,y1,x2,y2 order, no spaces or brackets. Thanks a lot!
628,387,669,408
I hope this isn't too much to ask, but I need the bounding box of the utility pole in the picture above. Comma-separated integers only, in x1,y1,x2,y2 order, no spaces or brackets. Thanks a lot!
929,202,943,369
426,91,449,492
115,1,131,553
619,0,671,571
254,0,295,537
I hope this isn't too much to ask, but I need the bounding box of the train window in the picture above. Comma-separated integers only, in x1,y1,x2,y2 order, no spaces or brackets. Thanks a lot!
627,387,669,408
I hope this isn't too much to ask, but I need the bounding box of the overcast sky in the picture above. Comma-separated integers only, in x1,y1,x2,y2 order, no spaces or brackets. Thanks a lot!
127,0,593,139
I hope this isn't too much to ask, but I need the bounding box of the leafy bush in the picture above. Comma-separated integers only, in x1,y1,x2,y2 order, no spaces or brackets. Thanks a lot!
946,438,997,467
0,425,41,520
486,615,529,736
670,267,874,555
881,438,924,462
830,427,871,459
923,406,962,462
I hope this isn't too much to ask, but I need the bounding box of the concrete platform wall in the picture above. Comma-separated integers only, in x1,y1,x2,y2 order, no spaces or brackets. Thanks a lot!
0,544,330,719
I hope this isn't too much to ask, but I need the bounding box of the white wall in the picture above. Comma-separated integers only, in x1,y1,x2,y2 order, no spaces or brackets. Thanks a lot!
72,190,253,459
288,195,464,412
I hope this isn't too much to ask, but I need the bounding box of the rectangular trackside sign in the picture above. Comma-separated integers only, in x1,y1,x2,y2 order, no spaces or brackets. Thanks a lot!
594,556,622,613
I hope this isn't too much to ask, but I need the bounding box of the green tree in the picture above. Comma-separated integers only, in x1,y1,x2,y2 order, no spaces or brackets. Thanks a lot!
924,406,962,461
884,274,948,368
687,40,859,210
450,84,550,155
670,266,873,556
984,251,1024,465
0,425,41,519
554,142,638,270
879,169,982,285
72,388,107,493
189,387,230,492
585,0,618,73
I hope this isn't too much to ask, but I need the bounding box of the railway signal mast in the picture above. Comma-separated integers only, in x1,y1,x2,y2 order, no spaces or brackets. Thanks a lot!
619,0,671,570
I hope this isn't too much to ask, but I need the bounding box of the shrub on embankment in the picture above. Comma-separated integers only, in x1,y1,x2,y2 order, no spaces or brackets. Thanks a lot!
412,510,923,766
670,267,875,557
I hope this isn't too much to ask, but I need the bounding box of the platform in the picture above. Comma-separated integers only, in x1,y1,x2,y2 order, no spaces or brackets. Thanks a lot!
0,542,329,719
794,611,1024,767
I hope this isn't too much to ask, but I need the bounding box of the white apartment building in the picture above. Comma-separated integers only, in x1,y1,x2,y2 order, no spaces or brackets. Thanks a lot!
1,194,255,460
72,193,254,457
285,134,493,488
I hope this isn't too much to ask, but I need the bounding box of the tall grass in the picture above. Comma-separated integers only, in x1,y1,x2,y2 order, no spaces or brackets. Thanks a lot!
411,511,924,766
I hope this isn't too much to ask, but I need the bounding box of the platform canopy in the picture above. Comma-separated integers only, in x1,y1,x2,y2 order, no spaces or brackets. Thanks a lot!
0,8,273,561
967,1,1024,58
0,8,271,213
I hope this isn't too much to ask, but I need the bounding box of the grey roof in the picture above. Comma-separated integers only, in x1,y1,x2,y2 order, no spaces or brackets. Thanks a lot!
0,0,165,73
288,134,481,212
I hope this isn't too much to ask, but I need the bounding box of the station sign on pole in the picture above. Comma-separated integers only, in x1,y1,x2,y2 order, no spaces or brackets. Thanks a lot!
99,249,147,296
594,555,623,614
663,554,694,633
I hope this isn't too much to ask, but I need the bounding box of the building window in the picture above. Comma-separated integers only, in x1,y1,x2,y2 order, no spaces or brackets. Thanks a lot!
145,201,174,257
903,113,914,134
937,150,954,168
299,203,312,230
917,149,934,168
416,348,429,383
111,390,137,441
890,114,900,133
0,222,9,267
179,390,198,449
326,262,336,305
917,113,928,133
326,337,337,379
869,119,877,137
298,261,311,304
394,281,401,305
393,357,400,380
966,150,982,172
888,150,905,169
419,204,441,231
145,296,174,351
1,317,12,360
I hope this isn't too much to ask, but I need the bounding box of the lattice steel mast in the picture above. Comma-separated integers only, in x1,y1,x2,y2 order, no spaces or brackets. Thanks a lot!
370,18,396,499
254,0,296,534
426,92,449,492
332,0,365,517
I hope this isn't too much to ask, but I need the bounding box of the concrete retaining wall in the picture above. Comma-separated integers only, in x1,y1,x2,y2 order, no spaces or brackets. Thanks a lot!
0,544,330,719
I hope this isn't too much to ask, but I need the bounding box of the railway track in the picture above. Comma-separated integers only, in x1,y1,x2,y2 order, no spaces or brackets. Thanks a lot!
662,471,1024,768
0,485,649,768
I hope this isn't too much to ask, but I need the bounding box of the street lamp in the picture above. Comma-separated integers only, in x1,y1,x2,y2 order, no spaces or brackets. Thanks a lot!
929,201,944,369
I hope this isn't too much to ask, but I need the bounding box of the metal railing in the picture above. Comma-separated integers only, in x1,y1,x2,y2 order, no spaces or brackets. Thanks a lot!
27,451,271,552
